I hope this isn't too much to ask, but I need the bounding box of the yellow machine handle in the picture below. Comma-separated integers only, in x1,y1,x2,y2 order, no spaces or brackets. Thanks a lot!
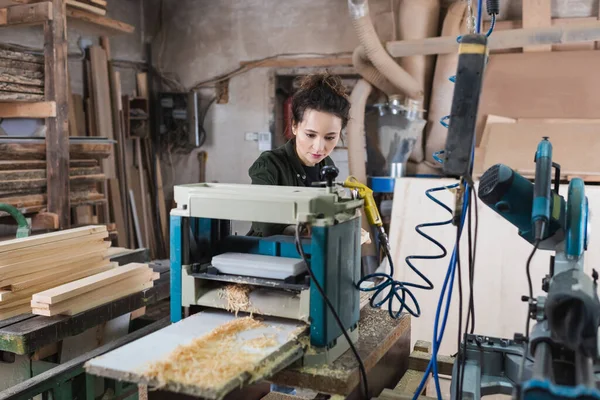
343,176,383,227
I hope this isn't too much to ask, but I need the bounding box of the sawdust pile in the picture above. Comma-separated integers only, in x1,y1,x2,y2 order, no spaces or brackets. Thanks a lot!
145,317,267,389
218,284,253,316
245,334,278,349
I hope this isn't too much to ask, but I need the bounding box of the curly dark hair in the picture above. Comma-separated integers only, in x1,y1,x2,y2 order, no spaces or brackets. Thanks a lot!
291,73,351,130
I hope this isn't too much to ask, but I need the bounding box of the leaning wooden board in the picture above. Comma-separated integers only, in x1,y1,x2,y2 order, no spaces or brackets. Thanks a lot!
477,50,600,145
85,310,307,400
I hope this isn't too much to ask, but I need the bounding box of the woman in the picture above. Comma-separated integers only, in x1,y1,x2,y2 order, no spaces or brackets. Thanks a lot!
248,73,350,237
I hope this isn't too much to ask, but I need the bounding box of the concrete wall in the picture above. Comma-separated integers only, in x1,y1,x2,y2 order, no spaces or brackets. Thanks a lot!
157,0,397,192
0,0,148,97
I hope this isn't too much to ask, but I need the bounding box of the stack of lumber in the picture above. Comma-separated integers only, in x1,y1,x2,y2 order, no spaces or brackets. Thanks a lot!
31,262,158,316
0,141,111,218
0,225,114,320
66,0,107,16
0,48,44,101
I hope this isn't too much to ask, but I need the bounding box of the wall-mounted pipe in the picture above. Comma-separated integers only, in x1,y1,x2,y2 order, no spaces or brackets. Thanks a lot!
348,0,424,102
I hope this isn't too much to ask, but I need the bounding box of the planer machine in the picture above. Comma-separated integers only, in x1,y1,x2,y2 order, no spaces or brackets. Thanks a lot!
85,169,371,399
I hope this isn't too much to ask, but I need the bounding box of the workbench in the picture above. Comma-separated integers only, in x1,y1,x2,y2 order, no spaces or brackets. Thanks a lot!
0,249,170,400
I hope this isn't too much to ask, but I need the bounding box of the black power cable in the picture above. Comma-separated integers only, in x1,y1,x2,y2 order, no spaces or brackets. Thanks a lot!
294,222,369,400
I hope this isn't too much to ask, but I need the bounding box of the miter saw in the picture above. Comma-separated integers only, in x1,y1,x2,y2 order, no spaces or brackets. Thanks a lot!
450,137,600,399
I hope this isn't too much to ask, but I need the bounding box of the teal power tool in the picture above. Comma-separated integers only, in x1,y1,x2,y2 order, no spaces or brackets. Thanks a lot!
474,138,600,400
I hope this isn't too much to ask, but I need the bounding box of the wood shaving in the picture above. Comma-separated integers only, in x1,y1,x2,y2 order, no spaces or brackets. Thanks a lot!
244,334,278,349
145,317,267,389
218,284,253,316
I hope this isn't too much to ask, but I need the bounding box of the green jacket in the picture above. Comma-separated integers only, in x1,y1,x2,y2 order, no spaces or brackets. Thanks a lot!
248,138,335,236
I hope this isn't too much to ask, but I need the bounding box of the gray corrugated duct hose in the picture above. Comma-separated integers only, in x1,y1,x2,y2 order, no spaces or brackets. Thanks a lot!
348,0,424,101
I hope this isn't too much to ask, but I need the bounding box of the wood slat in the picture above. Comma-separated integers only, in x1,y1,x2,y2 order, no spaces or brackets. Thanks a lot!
0,91,43,101
66,0,105,15
0,48,44,64
32,263,150,304
0,174,105,191
0,58,44,73
0,166,101,180
0,66,43,79
66,8,134,34
0,225,106,254
0,141,112,160
0,101,55,118
0,81,44,94
0,72,43,87
523,0,552,52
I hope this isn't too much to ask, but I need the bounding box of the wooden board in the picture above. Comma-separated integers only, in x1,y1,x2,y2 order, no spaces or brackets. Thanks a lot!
0,160,97,170
0,101,55,118
482,121,600,176
477,50,600,145
65,8,134,34
72,94,86,136
0,81,43,94
522,0,551,52
89,46,115,178
0,1,52,27
0,174,105,191
0,72,43,87
0,66,43,80
0,91,43,101
0,166,101,180
32,263,149,304
32,272,155,316
0,49,43,64
0,141,112,160
0,58,43,72
66,0,105,15
0,225,106,253
85,310,307,399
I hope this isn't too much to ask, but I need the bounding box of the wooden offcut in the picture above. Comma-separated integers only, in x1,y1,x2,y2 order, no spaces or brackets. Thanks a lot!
66,8,135,34
31,263,158,316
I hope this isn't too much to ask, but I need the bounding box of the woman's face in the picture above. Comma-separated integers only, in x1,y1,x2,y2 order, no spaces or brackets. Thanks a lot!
293,109,342,167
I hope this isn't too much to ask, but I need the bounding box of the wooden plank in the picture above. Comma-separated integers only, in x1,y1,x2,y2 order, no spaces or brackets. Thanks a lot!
0,225,105,253
136,73,147,98
0,91,43,101
0,48,43,64
156,157,168,252
66,0,105,15
0,141,112,160
89,46,115,179
0,81,43,94
0,174,105,191
135,138,150,249
0,101,55,118
522,0,551,52
45,0,70,230
385,22,600,57
11,260,111,292
0,72,43,87
552,18,598,51
65,8,134,34
0,58,43,72
477,50,600,145
72,93,86,136
108,178,127,247
0,66,43,79
33,272,156,316
0,1,52,27
32,263,149,305
68,82,77,137
0,159,97,170
0,166,101,180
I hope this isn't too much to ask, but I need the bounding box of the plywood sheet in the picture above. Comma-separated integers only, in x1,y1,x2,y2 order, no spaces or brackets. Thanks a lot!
482,122,600,176
477,50,600,145
387,178,600,355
